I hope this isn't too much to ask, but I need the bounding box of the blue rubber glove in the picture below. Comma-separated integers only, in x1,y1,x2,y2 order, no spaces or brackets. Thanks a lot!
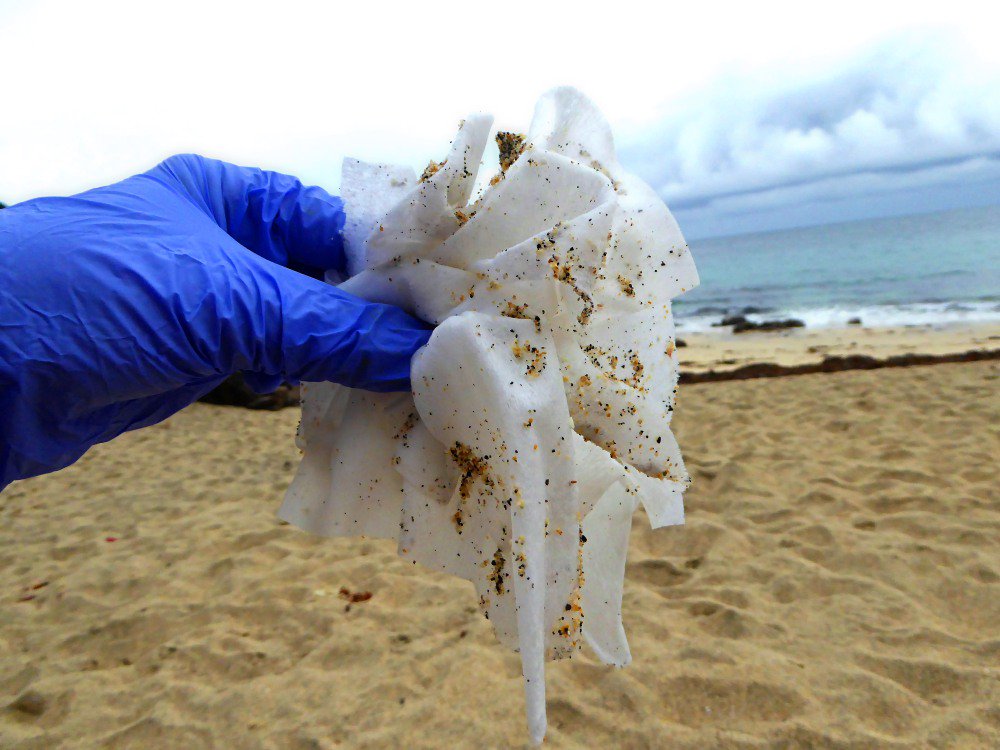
0,154,432,489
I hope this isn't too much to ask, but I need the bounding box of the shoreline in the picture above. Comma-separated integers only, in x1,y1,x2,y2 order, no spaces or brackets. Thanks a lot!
680,347,1000,383
677,320,1000,374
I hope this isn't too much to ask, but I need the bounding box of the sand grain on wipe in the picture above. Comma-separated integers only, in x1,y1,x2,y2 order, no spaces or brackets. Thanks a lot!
1,361,998,749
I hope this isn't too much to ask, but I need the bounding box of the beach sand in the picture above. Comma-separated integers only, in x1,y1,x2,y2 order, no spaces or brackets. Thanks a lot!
1,335,998,748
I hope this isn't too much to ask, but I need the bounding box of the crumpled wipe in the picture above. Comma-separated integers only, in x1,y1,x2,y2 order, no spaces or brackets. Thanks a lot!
281,86,699,744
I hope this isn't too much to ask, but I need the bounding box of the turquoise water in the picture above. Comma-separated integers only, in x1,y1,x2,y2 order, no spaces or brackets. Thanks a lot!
675,205,1000,332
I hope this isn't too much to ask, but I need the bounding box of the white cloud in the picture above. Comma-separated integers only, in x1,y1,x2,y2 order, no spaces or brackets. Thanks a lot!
2,0,999,241
675,155,1000,238
618,31,1000,234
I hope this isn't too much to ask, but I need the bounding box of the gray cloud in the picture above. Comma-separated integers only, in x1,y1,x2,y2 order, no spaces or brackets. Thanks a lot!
619,32,1000,237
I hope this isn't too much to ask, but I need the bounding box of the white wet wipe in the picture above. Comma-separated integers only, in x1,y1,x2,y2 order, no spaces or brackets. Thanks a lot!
281,87,699,744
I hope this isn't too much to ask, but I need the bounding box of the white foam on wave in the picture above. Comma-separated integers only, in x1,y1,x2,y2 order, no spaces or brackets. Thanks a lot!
676,300,1000,334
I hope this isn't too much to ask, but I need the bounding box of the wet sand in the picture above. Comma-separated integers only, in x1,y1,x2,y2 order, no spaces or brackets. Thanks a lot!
1,348,998,748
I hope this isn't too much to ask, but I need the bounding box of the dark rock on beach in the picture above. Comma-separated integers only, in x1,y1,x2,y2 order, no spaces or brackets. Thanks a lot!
713,314,749,328
712,313,805,332
198,374,300,410
848,317,862,325
732,318,805,334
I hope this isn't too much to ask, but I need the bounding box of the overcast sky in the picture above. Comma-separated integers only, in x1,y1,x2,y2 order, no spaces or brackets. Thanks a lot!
2,0,998,239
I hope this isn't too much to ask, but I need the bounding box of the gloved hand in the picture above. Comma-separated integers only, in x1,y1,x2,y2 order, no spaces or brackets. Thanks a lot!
0,154,432,489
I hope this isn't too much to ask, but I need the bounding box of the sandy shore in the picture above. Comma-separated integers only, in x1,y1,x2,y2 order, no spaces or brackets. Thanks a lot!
678,321,1000,372
1,356,998,748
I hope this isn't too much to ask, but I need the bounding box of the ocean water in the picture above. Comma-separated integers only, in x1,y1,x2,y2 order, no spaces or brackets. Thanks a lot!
675,205,1000,333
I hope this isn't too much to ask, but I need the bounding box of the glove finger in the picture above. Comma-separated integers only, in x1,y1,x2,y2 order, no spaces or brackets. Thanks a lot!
276,268,433,391
198,245,431,393
149,154,347,278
